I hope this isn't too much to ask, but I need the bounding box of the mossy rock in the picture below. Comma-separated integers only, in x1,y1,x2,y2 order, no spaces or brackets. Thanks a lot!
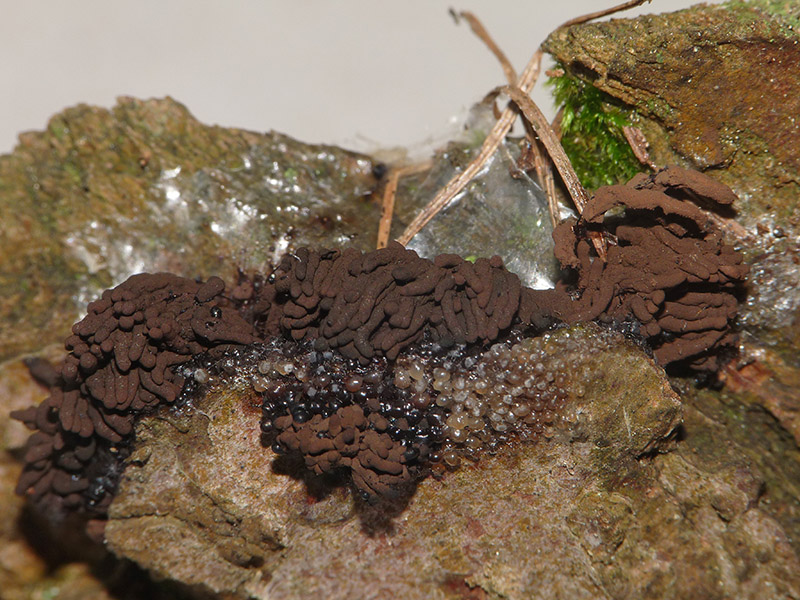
543,1,800,225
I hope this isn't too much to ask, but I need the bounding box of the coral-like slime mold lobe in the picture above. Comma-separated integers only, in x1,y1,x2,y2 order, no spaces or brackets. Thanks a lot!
12,272,255,514
12,167,748,519
553,166,749,371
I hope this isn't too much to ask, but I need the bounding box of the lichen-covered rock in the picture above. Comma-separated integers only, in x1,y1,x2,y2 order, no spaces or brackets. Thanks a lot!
541,3,800,522
0,97,385,364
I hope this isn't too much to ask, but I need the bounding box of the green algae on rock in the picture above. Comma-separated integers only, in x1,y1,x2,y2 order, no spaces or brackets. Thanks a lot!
0,96,385,364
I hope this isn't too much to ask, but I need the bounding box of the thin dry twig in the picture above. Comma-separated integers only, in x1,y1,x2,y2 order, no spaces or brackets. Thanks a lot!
398,0,653,248
544,108,565,228
454,10,518,85
540,151,559,230
622,125,657,169
497,85,606,259
379,9,519,249
377,161,432,249
498,86,589,214
397,50,542,246
515,132,559,231
517,139,557,229
560,0,651,28
460,6,557,229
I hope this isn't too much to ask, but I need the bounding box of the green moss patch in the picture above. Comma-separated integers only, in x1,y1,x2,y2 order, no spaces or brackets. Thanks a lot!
548,67,644,191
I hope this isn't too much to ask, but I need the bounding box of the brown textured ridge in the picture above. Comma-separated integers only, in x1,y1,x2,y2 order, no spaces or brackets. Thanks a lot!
275,404,412,499
259,167,747,372
255,167,748,500
12,273,255,514
263,243,545,364
553,167,749,370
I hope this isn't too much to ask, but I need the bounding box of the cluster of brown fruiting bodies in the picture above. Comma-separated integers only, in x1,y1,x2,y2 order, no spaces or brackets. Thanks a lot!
12,167,748,516
12,274,256,513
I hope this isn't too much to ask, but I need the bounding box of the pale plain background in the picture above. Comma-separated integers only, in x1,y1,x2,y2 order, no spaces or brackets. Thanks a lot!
1,1,717,156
